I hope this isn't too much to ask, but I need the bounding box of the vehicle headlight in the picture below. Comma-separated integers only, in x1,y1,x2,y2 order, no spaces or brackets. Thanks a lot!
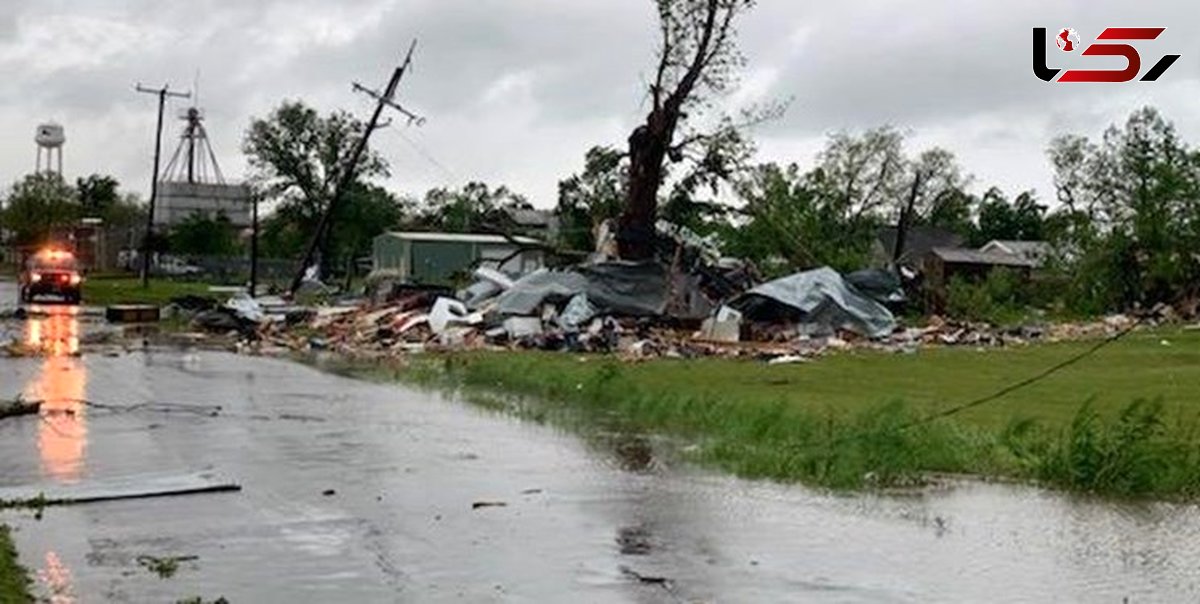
69,274,82,285
30,273,42,283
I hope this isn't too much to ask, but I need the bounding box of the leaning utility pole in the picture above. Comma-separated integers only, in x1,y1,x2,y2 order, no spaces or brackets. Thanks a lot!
287,40,424,296
135,83,191,289
249,191,260,296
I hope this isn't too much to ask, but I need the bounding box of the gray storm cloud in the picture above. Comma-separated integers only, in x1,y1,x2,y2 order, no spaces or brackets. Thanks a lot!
0,0,1197,207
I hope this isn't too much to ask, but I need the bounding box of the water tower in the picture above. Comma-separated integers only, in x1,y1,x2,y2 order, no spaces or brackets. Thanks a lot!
35,122,65,175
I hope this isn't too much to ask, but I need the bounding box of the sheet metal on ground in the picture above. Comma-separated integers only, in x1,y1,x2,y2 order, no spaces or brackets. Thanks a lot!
0,333,1199,600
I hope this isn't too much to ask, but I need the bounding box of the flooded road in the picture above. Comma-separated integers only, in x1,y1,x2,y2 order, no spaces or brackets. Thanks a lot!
2,290,1200,601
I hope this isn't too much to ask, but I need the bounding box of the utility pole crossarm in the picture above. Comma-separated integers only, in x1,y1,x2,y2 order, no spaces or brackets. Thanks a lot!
135,83,192,100
351,83,426,126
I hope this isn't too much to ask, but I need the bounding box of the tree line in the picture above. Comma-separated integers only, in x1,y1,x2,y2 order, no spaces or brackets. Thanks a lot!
3,100,1196,317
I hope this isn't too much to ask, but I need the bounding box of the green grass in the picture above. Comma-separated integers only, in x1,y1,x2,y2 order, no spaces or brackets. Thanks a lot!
442,329,1200,430
82,277,223,307
0,525,32,603
345,327,1200,498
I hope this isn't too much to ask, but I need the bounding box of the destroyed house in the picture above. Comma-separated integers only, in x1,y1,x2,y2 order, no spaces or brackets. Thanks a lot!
371,231,544,285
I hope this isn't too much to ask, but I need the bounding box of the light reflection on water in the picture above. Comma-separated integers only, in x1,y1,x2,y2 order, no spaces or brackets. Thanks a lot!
20,305,85,604
22,306,87,483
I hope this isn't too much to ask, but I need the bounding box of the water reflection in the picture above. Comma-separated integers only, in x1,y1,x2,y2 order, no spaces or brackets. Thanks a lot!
21,306,87,483
38,551,76,604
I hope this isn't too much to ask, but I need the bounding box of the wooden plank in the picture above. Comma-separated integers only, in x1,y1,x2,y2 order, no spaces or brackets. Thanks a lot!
0,472,240,507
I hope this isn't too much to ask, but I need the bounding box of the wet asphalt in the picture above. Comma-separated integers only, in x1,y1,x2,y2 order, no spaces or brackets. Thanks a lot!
2,279,1200,603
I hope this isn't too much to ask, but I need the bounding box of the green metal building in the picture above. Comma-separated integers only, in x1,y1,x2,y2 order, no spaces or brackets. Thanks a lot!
371,231,544,285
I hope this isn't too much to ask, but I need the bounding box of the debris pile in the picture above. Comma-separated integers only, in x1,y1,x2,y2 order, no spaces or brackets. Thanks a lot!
112,223,1189,363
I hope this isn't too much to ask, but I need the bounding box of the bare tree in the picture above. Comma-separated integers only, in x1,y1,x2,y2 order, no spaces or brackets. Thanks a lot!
617,0,756,260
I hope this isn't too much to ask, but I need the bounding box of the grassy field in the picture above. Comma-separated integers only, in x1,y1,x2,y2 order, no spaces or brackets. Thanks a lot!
355,326,1200,498
81,276,222,307
0,526,31,603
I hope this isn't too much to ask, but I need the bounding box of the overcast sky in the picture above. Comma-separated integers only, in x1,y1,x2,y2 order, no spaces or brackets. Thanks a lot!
1,0,1197,209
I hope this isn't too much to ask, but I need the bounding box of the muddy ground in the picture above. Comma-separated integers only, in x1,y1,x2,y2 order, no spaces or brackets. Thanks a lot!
2,280,1200,602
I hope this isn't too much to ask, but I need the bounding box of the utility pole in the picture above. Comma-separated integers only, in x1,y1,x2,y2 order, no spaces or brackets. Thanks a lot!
135,83,191,289
250,192,259,296
287,40,424,296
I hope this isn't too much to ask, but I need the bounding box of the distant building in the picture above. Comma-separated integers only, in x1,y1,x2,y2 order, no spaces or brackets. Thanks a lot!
504,207,558,240
923,246,1037,296
919,246,1039,313
154,182,252,227
371,231,544,285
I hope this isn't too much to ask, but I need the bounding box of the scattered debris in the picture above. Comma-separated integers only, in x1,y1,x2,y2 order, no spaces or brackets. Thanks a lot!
767,355,809,366
137,554,199,579
105,305,161,324
616,525,654,556
619,565,673,586
2,340,39,358
0,397,41,420
472,501,508,510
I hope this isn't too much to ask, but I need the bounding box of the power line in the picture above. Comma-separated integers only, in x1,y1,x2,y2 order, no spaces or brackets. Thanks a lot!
786,317,1146,457
898,317,1144,430
395,129,456,180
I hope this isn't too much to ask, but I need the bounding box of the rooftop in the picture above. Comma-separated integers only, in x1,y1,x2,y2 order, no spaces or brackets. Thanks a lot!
381,231,540,245
878,226,964,264
930,246,1037,268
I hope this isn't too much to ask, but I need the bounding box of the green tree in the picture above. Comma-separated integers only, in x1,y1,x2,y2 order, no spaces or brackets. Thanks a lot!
556,146,626,251
331,183,409,266
810,128,970,227
726,162,881,275
1048,107,1200,309
924,188,977,241
261,182,406,264
972,188,1046,246
170,211,241,256
412,182,529,233
76,174,120,216
243,100,390,267
809,127,907,221
659,122,756,235
1,173,80,249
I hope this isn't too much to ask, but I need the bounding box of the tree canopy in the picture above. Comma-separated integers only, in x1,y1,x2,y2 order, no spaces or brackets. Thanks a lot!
244,100,396,267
